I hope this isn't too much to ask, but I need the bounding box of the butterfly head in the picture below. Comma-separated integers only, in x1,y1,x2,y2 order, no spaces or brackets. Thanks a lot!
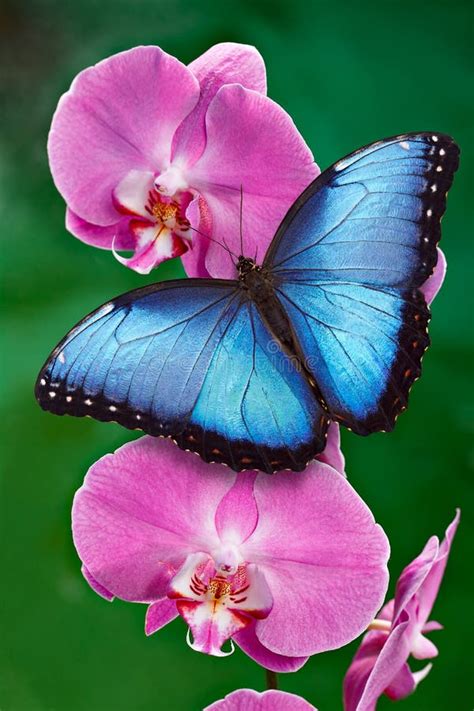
237,256,258,280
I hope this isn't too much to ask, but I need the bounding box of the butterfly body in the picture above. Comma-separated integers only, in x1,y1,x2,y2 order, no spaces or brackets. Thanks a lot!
238,259,303,361
36,133,459,473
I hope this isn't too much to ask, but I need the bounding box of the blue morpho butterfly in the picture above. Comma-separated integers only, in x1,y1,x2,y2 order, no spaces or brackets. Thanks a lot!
36,133,459,473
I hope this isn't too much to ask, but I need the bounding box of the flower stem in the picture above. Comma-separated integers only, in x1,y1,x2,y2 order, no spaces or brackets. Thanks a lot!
265,669,278,690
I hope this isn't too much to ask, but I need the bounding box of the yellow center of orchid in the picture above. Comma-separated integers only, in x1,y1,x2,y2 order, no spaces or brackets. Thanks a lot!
152,201,179,224
208,576,232,600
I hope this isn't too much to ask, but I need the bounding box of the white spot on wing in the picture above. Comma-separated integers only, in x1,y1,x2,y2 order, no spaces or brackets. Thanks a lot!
432,135,439,142
400,141,410,150
66,396,72,402
109,405,117,412
98,303,115,318
40,378,46,386
49,391,56,398
58,351,65,364
335,160,350,172
439,148,446,156
431,184,437,192
84,398,93,406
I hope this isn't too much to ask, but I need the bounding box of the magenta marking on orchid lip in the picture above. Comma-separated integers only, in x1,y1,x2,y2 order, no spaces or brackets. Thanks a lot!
229,583,250,596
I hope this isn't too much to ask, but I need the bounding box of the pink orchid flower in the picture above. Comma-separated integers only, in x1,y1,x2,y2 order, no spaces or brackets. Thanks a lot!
343,510,459,711
48,43,317,277
205,688,317,710
72,430,389,672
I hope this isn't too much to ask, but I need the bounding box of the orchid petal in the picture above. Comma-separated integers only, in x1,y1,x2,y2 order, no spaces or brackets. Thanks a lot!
180,194,213,277
343,631,387,711
315,422,346,475
344,618,412,711
145,598,178,635
66,209,134,250
384,661,431,700
394,510,459,627
378,598,394,622
234,626,308,673
392,535,439,624
422,620,443,633
49,46,199,225
416,509,460,627
187,84,318,278
420,248,447,304
345,512,460,710
81,565,114,601
172,43,267,168
411,632,439,660
205,688,318,710
72,438,233,602
214,472,259,546
384,662,416,700
244,463,389,657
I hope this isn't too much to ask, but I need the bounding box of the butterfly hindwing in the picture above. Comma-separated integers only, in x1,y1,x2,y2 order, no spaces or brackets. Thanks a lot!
265,133,459,432
275,281,430,432
180,297,327,471
36,280,327,472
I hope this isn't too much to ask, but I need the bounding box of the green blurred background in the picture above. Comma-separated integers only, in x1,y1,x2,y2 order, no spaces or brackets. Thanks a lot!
1,0,472,709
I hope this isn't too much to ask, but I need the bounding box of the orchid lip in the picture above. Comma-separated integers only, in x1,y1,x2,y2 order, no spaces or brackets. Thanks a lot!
110,170,192,272
186,627,235,657
168,552,273,657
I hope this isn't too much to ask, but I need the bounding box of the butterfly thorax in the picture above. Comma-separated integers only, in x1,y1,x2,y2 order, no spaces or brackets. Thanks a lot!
238,257,300,360
238,258,274,302
237,255,259,279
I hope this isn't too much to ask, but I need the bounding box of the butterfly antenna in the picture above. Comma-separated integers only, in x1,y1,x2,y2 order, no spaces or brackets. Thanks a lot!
187,224,238,263
239,184,244,256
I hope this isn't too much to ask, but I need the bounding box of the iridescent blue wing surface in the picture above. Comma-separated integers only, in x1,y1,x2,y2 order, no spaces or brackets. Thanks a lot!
36,280,327,472
183,297,327,472
264,133,459,433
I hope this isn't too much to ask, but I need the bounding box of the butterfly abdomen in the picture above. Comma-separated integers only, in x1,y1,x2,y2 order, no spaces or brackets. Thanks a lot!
241,267,327,409
242,267,298,357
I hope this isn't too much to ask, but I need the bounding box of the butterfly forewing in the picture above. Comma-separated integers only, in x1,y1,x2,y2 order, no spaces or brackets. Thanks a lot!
36,279,327,473
265,132,459,432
